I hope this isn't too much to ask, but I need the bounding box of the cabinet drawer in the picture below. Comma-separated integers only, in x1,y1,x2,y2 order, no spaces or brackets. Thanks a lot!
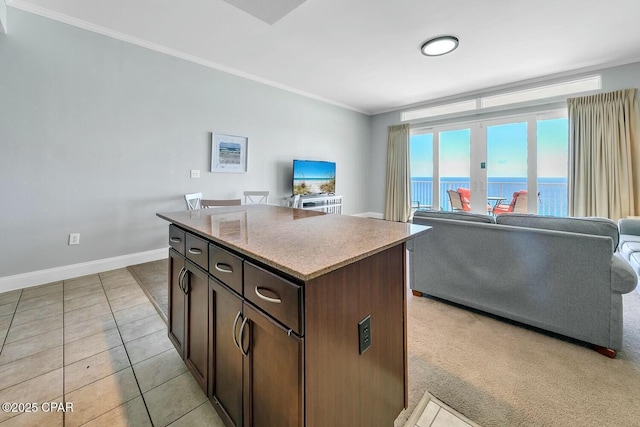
169,225,185,255
186,233,208,271
245,262,302,335
209,244,243,295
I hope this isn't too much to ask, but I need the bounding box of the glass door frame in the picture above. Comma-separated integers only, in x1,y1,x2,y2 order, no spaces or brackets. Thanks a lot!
411,108,567,214
413,122,478,211
481,115,535,213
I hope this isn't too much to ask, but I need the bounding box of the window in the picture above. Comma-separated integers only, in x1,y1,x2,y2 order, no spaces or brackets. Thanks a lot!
537,117,569,216
481,76,601,109
409,132,434,209
410,111,569,216
402,76,600,122
486,121,528,210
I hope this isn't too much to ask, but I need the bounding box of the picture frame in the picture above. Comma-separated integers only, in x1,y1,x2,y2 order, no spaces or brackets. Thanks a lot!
211,133,248,173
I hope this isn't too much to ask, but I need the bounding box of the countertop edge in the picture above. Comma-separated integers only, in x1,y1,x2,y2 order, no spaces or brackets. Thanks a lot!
157,211,431,282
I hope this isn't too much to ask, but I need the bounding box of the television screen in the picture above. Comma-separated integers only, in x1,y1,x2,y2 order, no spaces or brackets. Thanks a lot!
293,160,336,195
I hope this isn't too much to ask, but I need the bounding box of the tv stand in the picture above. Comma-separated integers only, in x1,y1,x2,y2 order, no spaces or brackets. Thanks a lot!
299,194,343,214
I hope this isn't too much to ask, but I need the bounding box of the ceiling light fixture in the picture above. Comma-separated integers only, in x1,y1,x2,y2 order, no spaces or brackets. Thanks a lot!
421,36,459,56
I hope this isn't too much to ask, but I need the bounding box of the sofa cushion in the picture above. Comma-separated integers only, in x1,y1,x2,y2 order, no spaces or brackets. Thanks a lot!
620,240,640,260
413,210,495,224
618,218,640,236
495,213,619,250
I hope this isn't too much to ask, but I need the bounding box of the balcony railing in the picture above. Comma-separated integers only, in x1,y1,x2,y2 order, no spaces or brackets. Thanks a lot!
411,179,568,217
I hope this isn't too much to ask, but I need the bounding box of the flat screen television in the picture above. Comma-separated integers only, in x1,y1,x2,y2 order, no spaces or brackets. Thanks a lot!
293,159,336,195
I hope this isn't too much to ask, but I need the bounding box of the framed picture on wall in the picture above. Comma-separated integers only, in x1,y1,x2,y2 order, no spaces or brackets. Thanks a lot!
211,133,248,173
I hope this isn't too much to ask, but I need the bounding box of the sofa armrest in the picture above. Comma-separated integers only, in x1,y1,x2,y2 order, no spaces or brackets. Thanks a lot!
618,218,640,236
611,253,638,294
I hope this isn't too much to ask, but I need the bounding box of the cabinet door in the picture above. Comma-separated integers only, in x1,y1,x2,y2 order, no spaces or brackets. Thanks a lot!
242,304,303,427
184,261,209,393
209,279,244,427
168,249,186,358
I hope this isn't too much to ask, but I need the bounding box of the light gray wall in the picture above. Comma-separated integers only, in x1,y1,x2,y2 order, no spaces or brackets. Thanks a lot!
0,9,370,277
368,61,640,215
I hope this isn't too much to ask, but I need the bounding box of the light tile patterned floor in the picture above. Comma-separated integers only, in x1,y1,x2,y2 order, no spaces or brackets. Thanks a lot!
0,269,226,426
405,392,480,427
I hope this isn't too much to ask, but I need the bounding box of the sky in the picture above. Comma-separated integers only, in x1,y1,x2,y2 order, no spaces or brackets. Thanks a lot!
293,159,336,179
410,117,568,178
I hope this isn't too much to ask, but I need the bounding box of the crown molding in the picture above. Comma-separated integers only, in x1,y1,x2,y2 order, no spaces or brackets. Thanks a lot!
1,1,7,34
8,1,368,115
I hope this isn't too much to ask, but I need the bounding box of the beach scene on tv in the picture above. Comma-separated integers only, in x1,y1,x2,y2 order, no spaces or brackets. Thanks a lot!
293,160,336,195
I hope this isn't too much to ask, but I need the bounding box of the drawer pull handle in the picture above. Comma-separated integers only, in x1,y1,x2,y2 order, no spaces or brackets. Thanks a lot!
239,316,250,357
255,287,282,304
215,263,233,274
188,248,203,255
232,311,242,351
169,237,182,243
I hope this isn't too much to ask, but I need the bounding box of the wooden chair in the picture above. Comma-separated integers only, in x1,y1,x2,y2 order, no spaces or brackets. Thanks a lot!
185,192,202,210
447,189,464,211
453,188,493,213
493,190,528,215
201,199,242,208
243,191,269,205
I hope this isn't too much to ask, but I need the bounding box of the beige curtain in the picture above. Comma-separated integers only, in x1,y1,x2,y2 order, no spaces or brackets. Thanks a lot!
568,89,640,221
384,124,411,222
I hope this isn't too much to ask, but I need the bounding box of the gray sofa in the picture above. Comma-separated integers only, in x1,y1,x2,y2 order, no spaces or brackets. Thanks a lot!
409,211,638,352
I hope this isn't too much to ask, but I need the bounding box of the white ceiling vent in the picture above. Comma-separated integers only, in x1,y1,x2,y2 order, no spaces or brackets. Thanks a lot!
221,0,308,24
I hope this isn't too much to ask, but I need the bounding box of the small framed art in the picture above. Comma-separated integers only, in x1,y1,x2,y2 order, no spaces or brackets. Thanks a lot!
211,133,248,173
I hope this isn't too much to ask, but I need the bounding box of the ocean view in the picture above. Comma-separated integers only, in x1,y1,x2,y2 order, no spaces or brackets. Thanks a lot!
411,176,568,216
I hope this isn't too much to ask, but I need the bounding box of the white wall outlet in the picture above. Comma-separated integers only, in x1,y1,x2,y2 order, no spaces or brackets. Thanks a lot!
190,169,200,178
68,233,80,245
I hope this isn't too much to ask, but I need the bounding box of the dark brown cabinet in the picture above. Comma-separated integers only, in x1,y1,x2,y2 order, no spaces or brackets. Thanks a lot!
168,247,209,393
168,249,186,357
184,260,209,392
209,266,303,427
209,279,243,426
242,303,303,427
162,217,410,427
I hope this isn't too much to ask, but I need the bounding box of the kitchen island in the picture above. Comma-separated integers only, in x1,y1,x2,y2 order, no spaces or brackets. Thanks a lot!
157,204,430,426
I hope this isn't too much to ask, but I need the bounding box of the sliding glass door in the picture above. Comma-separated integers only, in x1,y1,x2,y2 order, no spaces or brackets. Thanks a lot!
410,110,569,216
409,132,433,210
486,121,528,212
537,116,569,216
439,128,471,211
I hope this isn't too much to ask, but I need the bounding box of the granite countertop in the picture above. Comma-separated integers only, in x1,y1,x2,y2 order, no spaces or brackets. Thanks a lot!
157,205,430,282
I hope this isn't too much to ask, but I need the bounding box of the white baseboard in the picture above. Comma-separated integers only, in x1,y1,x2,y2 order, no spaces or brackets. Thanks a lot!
0,248,168,293
352,212,384,219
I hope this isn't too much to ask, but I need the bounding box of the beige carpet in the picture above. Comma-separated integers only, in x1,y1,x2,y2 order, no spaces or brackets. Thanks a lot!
395,290,640,427
128,259,640,426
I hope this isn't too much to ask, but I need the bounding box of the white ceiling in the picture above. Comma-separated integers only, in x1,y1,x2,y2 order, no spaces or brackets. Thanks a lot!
8,0,640,114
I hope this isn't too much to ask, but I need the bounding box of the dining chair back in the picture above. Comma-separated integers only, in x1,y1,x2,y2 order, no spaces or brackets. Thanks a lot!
289,194,302,208
185,192,202,210
201,199,242,208
243,191,269,205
